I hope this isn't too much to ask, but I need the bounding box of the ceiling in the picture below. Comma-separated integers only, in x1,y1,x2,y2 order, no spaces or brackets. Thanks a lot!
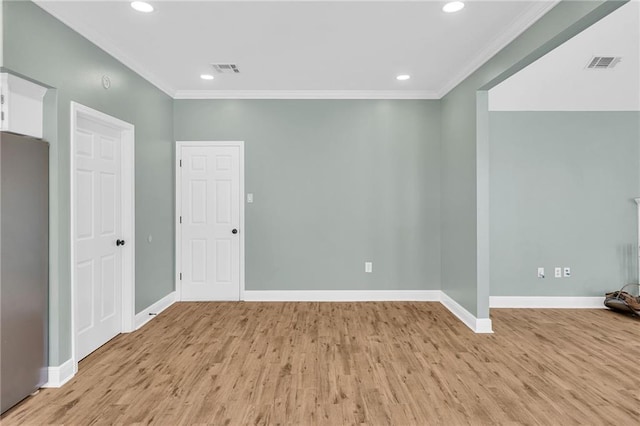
35,1,559,99
489,0,640,111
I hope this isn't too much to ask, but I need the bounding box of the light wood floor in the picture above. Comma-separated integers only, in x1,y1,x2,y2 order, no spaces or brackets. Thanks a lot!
3,302,640,425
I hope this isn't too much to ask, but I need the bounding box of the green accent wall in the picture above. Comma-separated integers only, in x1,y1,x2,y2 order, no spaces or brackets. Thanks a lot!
440,0,625,318
3,1,174,365
490,112,640,296
174,100,442,292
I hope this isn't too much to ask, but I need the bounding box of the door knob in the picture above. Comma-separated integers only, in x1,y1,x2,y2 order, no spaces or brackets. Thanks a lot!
116,239,126,246
232,229,238,234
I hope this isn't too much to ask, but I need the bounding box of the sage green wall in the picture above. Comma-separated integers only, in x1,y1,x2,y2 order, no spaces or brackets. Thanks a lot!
174,100,441,292
490,112,640,296
3,0,630,367
3,1,174,365
440,0,624,318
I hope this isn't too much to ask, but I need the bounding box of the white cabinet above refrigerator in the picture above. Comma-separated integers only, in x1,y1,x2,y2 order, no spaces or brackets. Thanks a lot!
0,73,47,139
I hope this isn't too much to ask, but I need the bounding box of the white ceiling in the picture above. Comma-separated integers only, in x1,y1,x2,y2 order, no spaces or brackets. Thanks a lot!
35,1,559,99
489,1,640,111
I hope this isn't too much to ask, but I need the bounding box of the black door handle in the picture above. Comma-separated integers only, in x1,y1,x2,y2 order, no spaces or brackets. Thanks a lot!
116,239,126,246
232,229,238,234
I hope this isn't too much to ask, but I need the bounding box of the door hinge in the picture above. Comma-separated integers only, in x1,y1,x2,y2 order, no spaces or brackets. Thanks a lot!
1,94,4,105
179,273,182,281
179,159,182,167
179,216,182,224
1,111,4,122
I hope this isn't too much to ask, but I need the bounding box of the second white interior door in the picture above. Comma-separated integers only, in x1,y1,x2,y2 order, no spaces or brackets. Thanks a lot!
180,144,241,301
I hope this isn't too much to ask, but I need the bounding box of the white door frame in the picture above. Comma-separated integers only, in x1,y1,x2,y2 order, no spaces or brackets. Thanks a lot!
175,141,245,301
70,102,135,372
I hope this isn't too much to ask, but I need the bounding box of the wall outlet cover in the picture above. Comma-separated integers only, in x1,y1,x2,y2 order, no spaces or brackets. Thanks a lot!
564,267,571,277
365,262,373,273
554,267,562,278
537,267,545,278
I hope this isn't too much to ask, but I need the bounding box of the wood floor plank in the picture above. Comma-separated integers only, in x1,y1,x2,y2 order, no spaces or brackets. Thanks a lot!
3,302,640,425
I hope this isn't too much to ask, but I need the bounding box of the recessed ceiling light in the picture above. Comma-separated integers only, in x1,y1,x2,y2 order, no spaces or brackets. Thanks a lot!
396,74,411,81
443,1,465,13
200,74,215,80
131,2,154,13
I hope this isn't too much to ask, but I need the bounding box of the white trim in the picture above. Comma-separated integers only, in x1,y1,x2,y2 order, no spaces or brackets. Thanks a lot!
70,102,135,374
243,290,441,302
42,359,75,388
175,141,245,302
474,318,494,334
245,290,493,333
34,2,175,98
34,1,557,101
440,292,493,334
173,90,439,100
437,1,560,98
239,143,245,302
175,145,182,299
134,291,177,330
490,296,606,309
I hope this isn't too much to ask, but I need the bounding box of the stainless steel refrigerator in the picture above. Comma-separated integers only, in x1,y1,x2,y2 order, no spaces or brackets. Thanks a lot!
0,132,49,414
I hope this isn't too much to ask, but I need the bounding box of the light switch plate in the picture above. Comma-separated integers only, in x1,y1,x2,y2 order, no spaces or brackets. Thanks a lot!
564,267,571,277
247,193,253,203
365,262,373,273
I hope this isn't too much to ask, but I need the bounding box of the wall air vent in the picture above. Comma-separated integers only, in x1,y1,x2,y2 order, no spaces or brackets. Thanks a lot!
212,64,240,74
586,56,621,69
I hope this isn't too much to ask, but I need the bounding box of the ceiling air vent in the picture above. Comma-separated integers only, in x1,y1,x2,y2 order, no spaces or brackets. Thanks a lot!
586,56,621,69
212,64,240,74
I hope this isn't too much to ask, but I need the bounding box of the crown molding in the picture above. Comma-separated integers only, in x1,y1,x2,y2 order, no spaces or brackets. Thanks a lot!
173,90,439,100
35,1,558,101
34,1,176,98
436,1,560,98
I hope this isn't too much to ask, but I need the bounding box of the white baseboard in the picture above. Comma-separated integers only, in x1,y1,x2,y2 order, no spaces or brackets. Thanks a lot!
441,292,493,334
42,358,75,388
243,290,441,302
135,291,177,330
490,296,605,309
244,290,492,334
42,292,176,389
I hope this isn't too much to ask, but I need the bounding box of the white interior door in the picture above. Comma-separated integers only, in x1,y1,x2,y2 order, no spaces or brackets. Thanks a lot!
179,144,242,301
73,115,123,361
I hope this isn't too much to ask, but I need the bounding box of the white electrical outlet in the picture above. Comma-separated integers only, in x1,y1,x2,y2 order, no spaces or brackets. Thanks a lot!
564,267,571,278
537,267,545,278
247,193,254,203
554,267,562,278
365,262,373,273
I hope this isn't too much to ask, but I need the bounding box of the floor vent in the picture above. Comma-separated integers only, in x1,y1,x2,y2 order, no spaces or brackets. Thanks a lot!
212,64,240,74
586,56,621,69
